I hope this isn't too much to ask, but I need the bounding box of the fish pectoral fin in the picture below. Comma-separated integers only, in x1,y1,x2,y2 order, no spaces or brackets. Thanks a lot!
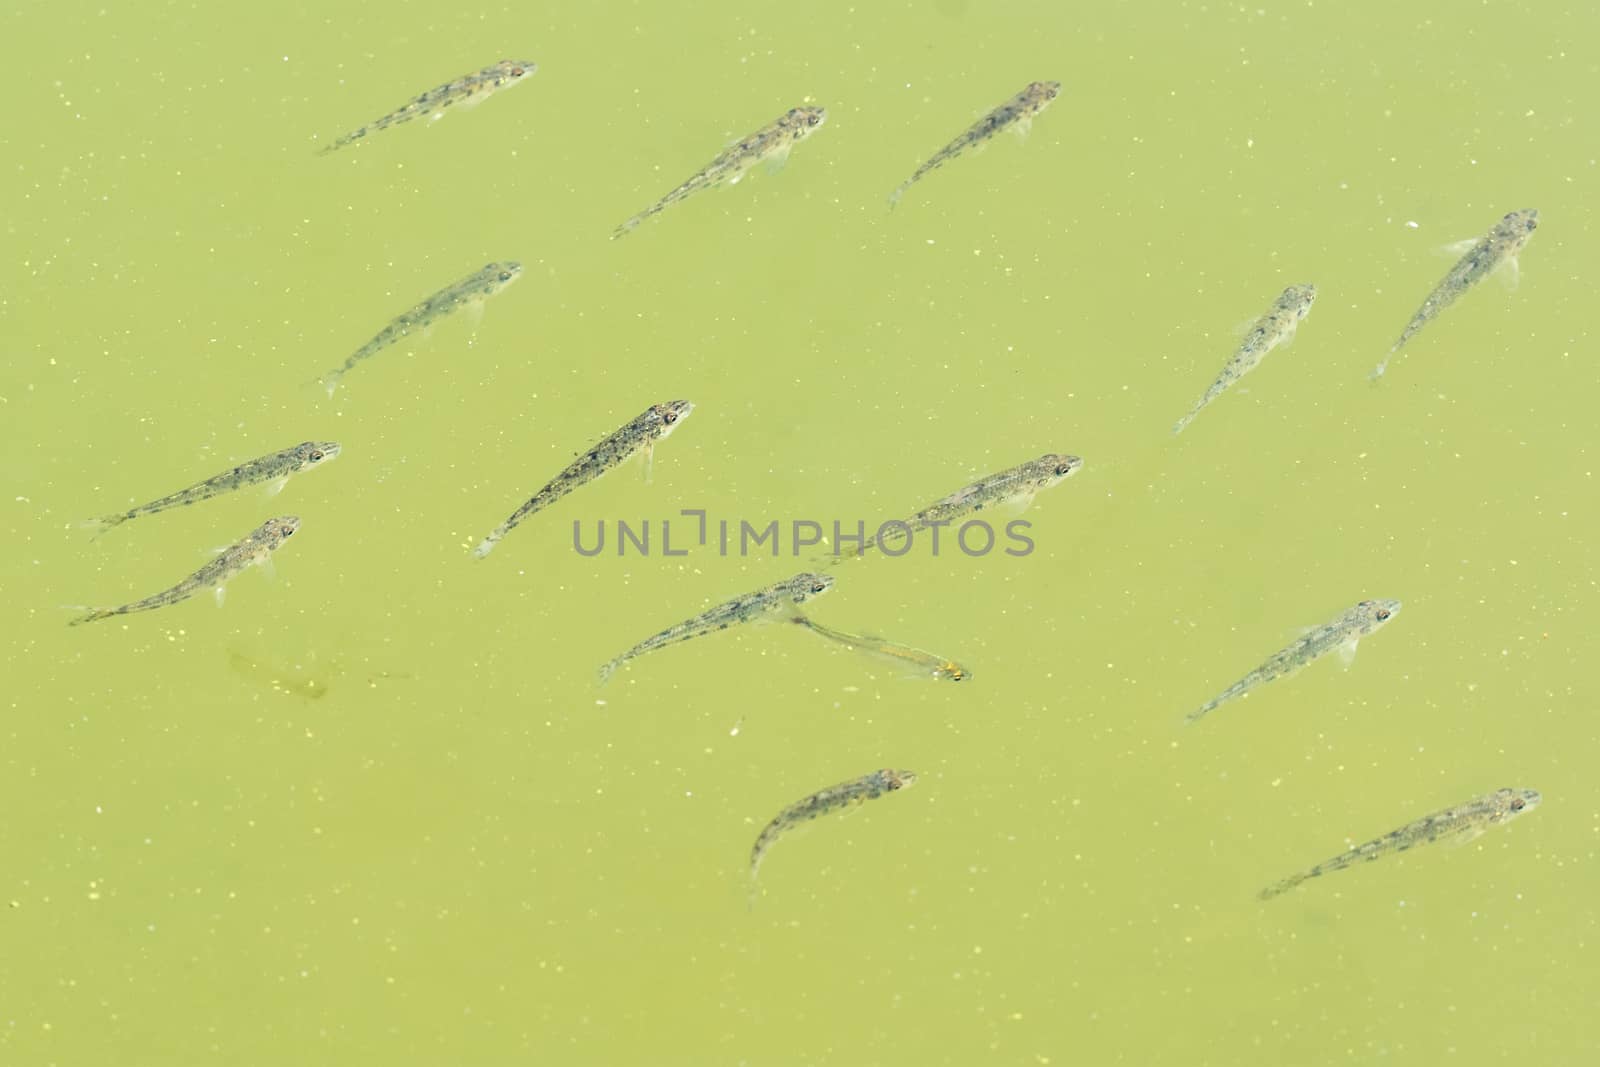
1438,237,1481,256
1337,637,1360,667
214,585,227,607
1444,825,1489,849
462,300,486,334
998,493,1036,516
266,475,290,497
258,556,278,581
1494,254,1522,290
763,147,793,176
1009,116,1034,141
641,441,656,484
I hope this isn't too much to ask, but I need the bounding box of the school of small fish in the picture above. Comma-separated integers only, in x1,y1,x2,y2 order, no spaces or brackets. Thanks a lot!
66,55,1549,912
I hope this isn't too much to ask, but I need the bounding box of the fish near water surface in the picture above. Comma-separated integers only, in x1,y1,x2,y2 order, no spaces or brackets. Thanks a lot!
749,768,918,904
316,262,521,395
889,80,1060,208
69,516,302,627
792,616,970,682
473,401,694,558
85,441,339,534
1370,208,1538,380
319,59,537,155
1259,787,1541,900
612,106,827,239
597,572,834,685
1173,284,1316,435
1185,598,1401,724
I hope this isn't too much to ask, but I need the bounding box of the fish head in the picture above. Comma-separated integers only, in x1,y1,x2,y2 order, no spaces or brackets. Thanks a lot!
1355,598,1401,630
295,441,342,468
497,60,539,84
262,515,301,546
653,400,694,438
1028,453,1084,490
784,106,827,141
1496,208,1538,250
485,261,523,291
880,768,918,791
1491,787,1542,824
786,572,835,604
935,660,972,683
1284,283,1318,316
1031,80,1063,105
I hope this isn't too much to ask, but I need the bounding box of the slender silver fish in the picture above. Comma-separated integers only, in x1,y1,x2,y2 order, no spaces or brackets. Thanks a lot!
889,80,1060,208
1371,208,1538,380
316,262,521,395
1173,284,1317,435
319,59,537,155
838,453,1081,561
1259,787,1541,900
474,401,694,558
792,616,970,682
84,442,339,534
749,768,918,902
598,572,834,685
69,516,301,627
612,106,827,239
1186,598,1401,724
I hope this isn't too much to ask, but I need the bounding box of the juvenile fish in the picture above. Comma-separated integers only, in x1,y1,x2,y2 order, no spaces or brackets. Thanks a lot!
1259,787,1541,900
316,262,521,395
473,400,693,558
1371,208,1538,380
839,453,1081,561
69,516,301,627
1173,284,1316,435
85,441,339,534
889,80,1061,208
597,572,834,685
792,616,970,682
319,59,537,155
1185,598,1401,724
612,106,827,239
750,768,918,899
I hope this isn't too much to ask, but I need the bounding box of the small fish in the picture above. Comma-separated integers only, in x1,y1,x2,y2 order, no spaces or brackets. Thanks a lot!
889,80,1061,208
598,572,834,685
83,441,339,534
1371,208,1538,380
749,768,918,901
474,400,694,558
1259,787,1541,900
69,516,301,627
319,59,537,155
792,616,970,681
315,262,521,395
612,106,827,239
1173,284,1317,435
1186,598,1401,724
839,453,1081,561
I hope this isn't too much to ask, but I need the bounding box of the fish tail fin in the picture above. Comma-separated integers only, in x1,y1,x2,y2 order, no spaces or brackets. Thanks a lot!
1257,872,1305,901
887,186,907,211
1183,702,1216,725
471,532,499,559
64,604,110,627
319,370,342,398
596,659,619,687
78,513,129,539
1368,357,1390,383
611,217,640,241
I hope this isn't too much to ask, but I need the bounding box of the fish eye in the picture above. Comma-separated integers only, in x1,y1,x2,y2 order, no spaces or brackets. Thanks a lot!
810,582,826,594
281,526,295,537
497,271,512,283
1510,797,1525,812
511,66,525,76
806,113,819,126
309,450,324,462
1055,464,1072,476
663,410,677,424
1376,609,1391,621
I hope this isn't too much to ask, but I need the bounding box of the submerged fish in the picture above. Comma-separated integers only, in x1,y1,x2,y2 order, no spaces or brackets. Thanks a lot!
316,262,521,395
319,59,537,155
84,441,339,534
1186,598,1401,724
889,80,1060,208
69,516,301,627
1173,284,1317,435
749,768,918,900
597,572,834,685
612,105,827,239
792,616,970,681
1259,787,1541,900
474,400,694,558
839,453,1081,561
1371,208,1538,380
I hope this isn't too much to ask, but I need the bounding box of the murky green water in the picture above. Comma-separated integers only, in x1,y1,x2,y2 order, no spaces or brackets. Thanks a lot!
4,1,1597,1063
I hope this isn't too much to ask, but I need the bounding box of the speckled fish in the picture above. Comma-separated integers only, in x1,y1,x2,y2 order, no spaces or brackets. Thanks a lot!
1371,208,1538,380
1259,787,1541,900
318,59,537,155
1173,284,1317,435
597,572,834,685
792,616,970,682
749,768,917,902
889,80,1060,208
69,516,301,627
611,106,827,239
84,442,338,535
474,401,693,558
840,453,1081,561
316,262,521,395
1186,598,1401,724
